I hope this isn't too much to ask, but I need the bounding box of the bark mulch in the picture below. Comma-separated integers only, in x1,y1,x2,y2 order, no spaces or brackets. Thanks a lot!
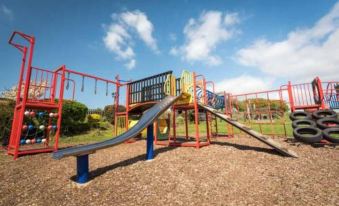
0,136,338,206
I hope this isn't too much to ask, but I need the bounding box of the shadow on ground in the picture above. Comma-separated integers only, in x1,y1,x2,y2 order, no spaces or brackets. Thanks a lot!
212,140,283,157
70,145,178,182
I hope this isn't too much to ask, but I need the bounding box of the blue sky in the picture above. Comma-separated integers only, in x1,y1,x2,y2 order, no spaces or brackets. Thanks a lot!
1,0,339,108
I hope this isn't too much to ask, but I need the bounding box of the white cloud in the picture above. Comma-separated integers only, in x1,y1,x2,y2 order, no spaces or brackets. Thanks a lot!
236,2,339,81
125,59,136,70
171,11,240,66
103,10,158,69
224,13,239,26
103,24,134,60
1,4,13,20
120,11,158,52
215,75,272,94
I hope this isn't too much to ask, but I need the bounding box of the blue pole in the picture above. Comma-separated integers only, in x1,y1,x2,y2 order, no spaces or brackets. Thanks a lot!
146,124,154,160
76,154,89,184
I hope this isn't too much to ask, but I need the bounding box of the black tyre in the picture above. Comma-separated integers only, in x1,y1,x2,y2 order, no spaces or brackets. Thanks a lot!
323,128,339,143
312,109,337,119
293,127,322,143
289,111,311,121
292,119,316,129
316,118,339,130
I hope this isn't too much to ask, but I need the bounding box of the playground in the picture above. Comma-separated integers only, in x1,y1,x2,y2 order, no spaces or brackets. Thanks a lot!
1,29,339,205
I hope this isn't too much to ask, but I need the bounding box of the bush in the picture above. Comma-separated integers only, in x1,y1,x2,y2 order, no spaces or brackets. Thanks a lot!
98,121,110,130
103,104,126,124
88,114,101,122
62,100,88,122
87,114,101,128
0,98,90,139
61,100,89,135
0,98,15,145
63,122,90,136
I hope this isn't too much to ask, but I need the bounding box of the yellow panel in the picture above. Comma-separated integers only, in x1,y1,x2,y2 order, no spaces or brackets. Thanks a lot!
129,120,147,137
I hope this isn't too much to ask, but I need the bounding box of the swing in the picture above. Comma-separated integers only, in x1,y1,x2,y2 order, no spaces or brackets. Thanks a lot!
106,82,108,96
66,72,70,90
94,79,98,95
81,76,85,92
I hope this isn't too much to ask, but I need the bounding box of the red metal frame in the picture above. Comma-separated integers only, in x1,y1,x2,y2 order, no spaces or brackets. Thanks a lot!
7,32,66,159
7,31,121,159
283,77,326,112
229,88,289,137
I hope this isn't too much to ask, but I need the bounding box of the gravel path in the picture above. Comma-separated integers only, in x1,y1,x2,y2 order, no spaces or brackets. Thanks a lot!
0,136,338,206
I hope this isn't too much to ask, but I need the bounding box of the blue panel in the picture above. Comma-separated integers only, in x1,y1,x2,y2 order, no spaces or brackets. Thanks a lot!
76,154,89,184
146,124,154,160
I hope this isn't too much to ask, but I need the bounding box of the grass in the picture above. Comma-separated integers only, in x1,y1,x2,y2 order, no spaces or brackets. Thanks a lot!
59,125,114,145
58,116,294,145
174,119,293,137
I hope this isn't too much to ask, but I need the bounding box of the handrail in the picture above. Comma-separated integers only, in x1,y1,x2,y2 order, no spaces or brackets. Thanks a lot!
65,68,120,86
8,31,34,52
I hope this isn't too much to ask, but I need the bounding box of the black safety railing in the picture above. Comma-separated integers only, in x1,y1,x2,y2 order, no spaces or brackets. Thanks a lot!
176,78,181,96
128,71,173,104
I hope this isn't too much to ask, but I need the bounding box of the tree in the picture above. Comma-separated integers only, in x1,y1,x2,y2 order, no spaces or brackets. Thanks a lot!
103,104,126,124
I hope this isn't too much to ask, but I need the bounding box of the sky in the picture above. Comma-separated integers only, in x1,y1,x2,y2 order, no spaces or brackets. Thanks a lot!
0,0,339,108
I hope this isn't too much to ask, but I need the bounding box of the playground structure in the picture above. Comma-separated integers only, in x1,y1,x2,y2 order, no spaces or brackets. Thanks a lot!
114,70,233,148
6,31,339,159
5,31,339,178
7,31,122,159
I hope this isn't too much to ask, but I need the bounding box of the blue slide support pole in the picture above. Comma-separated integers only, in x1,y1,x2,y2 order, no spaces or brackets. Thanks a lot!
76,154,89,184
146,124,154,160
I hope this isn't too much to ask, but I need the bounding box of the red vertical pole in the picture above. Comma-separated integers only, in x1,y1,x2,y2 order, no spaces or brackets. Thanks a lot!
172,107,176,142
54,65,66,150
14,36,35,159
287,81,295,112
184,110,188,139
8,48,27,157
205,111,210,143
114,76,120,136
317,77,326,109
125,81,129,131
203,78,210,142
193,72,200,148
15,47,27,103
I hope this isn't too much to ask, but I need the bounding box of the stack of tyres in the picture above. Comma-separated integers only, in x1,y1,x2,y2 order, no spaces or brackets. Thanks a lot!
313,110,339,143
290,111,322,143
290,109,339,144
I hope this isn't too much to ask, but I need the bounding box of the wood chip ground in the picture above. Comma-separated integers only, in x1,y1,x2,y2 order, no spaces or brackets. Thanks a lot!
0,136,338,206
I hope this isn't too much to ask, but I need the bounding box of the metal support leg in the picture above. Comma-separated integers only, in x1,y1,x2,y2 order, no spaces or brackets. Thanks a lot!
146,124,154,160
76,154,89,184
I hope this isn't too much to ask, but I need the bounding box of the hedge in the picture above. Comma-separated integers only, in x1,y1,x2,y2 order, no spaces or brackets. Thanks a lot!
60,100,89,135
0,98,15,145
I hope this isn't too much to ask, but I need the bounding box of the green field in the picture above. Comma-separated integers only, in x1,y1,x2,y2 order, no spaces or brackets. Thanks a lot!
59,116,294,145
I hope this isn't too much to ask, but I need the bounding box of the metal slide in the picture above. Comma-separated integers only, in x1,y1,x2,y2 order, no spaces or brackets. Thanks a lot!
53,95,182,159
198,103,298,158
